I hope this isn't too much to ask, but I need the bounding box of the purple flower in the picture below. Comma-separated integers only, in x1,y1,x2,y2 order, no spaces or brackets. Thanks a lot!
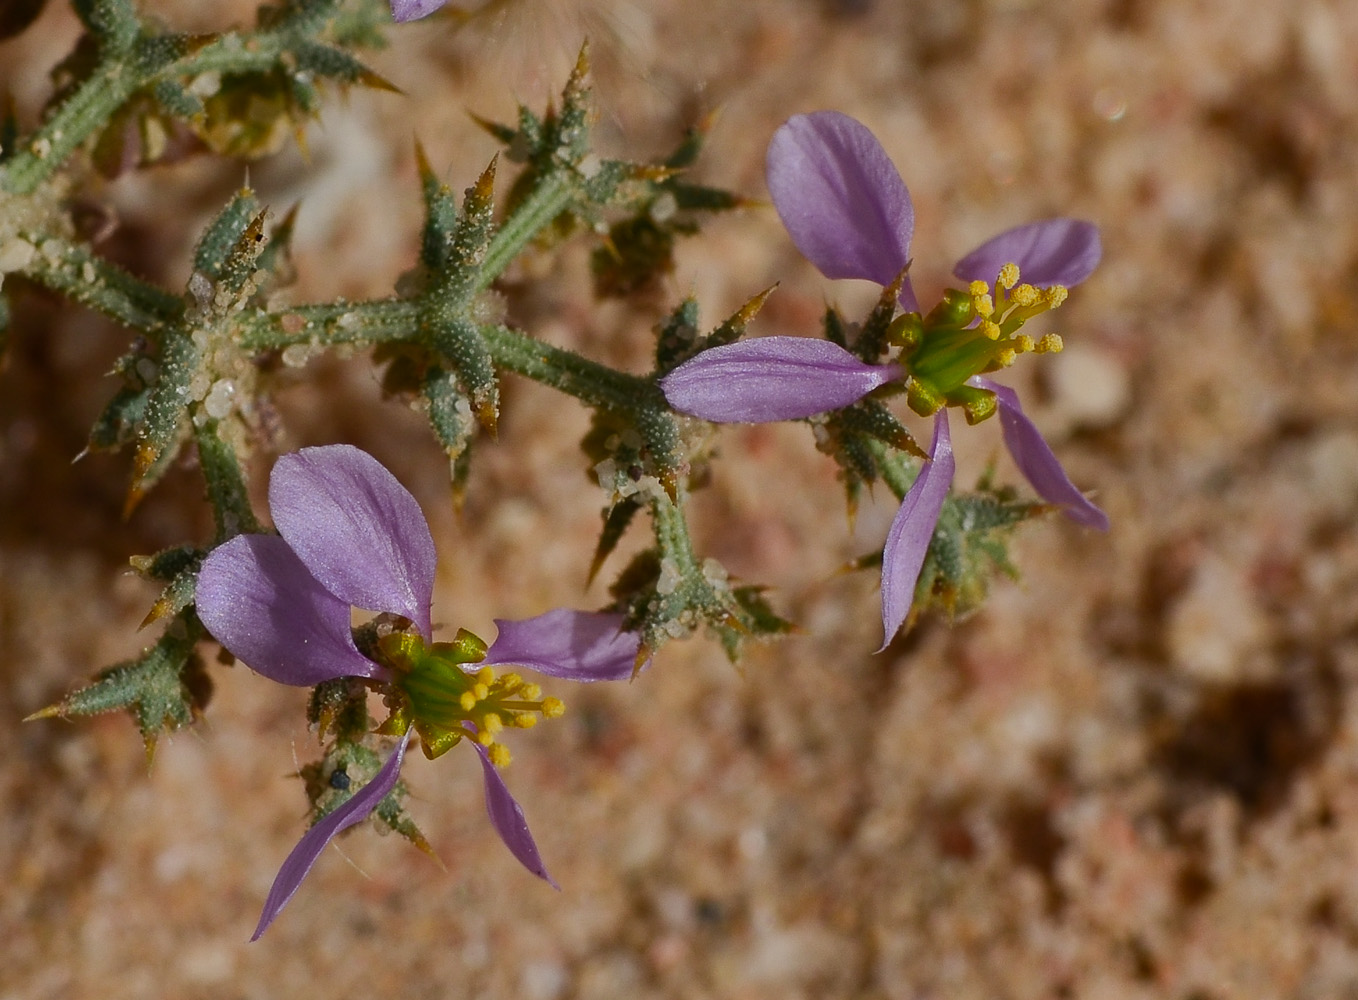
659,337,900,423
195,444,641,938
660,111,1106,646
879,409,954,647
390,0,447,22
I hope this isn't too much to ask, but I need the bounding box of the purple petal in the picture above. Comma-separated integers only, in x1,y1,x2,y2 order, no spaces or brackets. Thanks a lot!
953,219,1101,289
269,445,437,638
251,733,410,940
390,0,446,21
483,609,644,681
661,337,899,423
473,742,559,889
971,378,1109,530
196,534,381,686
879,410,955,649
767,111,920,310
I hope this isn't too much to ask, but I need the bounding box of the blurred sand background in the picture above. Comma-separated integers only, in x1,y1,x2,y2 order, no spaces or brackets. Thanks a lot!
4,0,1358,997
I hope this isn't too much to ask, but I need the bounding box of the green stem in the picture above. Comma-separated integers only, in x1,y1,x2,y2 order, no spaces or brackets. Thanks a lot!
650,489,700,576
195,420,262,539
480,323,659,411
473,172,573,294
2,18,340,195
866,437,920,501
237,299,419,351
16,231,181,332
1,63,138,195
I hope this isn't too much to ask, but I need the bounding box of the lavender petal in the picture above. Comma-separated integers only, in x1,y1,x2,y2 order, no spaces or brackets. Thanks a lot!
251,733,411,940
971,378,1109,530
268,445,438,638
483,609,644,681
661,337,899,423
390,0,446,22
767,111,920,309
196,534,381,686
879,410,955,649
953,218,1101,289
474,742,559,889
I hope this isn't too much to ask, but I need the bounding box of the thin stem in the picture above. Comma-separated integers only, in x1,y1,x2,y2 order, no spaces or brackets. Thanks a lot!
479,323,660,412
473,172,573,294
866,437,920,501
195,420,262,540
15,231,181,331
1,64,138,194
2,18,344,195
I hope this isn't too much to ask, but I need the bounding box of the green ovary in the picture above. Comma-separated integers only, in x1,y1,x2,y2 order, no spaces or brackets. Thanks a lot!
902,262,1066,420
380,631,563,767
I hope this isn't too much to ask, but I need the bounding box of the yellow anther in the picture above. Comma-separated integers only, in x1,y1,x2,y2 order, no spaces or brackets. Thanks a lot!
1011,283,1039,308
973,293,994,317
1015,334,1035,354
997,348,1017,367
968,279,989,296
476,667,495,685
981,319,1002,341
542,697,565,719
1042,285,1068,309
515,714,538,729
472,683,489,701
482,712,505,734
475,729,494,746
520,683,542,701
500,672,522,689
488,743,512,767
997,262,1020,290
1036,333,1064,353
459,691,477,711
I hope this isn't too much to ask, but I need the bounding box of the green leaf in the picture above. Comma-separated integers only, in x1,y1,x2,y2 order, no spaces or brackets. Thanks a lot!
300,736,436,857
423,365,477,496
426,317,498,435
589,497,642,585
129,544,201,582
193,190,262,282
714,586,796,660
131,328,196,503
27,623,211,757
913,489,1044,622
151,79,204,119
74,0,139,54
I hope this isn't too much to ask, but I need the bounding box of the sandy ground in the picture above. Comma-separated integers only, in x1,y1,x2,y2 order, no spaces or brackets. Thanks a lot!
5,0,1358,997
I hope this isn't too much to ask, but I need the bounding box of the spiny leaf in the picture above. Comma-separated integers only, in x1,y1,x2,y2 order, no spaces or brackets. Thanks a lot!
74,0,139,53
653,297,700,373
654,287,775,373
216,210,271,298
417,143,460,272
27,624,211,759
831,399,926,458
441,157,497,300
130,544,204,629
857,267,910,361
426,317,498,435
714,585,797,661
129,544,201,582
193,190,262,281
424,365,477,495
912,489,1045,623
291,41,400,92
130,329,197,507
589,497,642,585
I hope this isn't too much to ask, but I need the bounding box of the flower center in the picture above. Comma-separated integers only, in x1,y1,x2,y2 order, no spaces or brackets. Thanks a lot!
893,262,1066,422
378,631,565,767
